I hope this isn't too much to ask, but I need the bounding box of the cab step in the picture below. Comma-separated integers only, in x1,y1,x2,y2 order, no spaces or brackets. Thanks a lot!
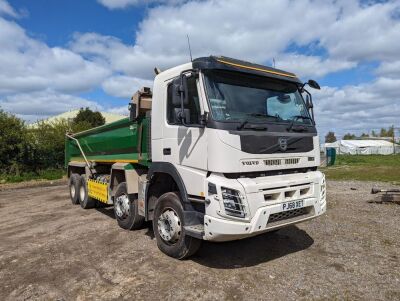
184,224,204,239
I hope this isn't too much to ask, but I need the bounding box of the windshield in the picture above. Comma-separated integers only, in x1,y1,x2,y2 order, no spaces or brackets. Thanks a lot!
204,70,312,125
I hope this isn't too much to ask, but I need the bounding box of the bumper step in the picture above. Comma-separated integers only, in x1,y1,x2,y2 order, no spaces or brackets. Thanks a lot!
184,224,204,239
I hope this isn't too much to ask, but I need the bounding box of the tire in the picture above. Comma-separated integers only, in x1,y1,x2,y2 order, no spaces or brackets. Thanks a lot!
114,182,144,230
68,174,81,205
79,176,96,209
153,192,201,259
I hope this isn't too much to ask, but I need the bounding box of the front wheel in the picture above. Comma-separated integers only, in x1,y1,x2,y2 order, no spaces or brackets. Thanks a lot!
153,192,201,259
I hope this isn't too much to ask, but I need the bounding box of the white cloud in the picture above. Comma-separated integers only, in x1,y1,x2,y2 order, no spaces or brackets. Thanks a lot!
320,1,400,62
135,0,337,61
1,0,400,135
72,0,347,81
376,61,400,79
107,105,129,116
0,18,111,95
314,77,400,136
97,0,183,9
0,0,18,17
102,75,153,98
79,0,400,81
0,90,102,123
276,54,357,79
98,0,142,9
71,32,184,80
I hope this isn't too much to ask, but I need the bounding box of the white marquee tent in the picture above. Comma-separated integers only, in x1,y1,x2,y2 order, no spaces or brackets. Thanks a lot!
322,140,399,155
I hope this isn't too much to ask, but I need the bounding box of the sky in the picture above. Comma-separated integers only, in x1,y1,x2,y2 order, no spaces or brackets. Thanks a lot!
0,0,399,138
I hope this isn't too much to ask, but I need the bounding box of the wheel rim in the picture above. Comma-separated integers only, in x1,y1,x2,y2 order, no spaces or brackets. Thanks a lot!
70,185,76,198
79,185,85,202
115,194,130,219
157,208,181,244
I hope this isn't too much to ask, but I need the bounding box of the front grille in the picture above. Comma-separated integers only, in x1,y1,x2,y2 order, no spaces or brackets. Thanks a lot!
268,207,312,224
264,159,282,166
285,158,300,165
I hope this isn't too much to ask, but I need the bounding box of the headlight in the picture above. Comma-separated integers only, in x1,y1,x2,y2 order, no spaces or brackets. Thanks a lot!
221,187,246,218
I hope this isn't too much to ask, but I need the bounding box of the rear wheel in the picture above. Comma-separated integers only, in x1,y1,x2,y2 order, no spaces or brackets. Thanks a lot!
153,192,201,259
68,174,81,205
79,176,96,209
114,182,144,230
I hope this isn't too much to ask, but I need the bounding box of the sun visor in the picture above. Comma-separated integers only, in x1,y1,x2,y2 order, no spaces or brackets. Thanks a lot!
193,56,302,84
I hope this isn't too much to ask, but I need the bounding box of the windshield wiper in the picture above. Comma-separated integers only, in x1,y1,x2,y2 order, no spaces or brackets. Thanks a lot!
287,115,313,132
237,113,280,130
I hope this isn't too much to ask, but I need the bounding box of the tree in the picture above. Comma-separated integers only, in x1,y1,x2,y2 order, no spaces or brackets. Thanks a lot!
371,130,378,137
343,133,356,140
386,126,394,138
325,131,337,143
380,128,388,137
360,133,369,138
29,119,93,170
0,109,29,174
73,107,105,128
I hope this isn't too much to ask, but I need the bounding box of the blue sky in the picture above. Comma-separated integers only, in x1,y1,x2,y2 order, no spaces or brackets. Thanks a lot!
0,0,399,137
10,0,144,46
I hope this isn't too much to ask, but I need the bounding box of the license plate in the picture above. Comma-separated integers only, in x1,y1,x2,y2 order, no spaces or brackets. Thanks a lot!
282,200,304,211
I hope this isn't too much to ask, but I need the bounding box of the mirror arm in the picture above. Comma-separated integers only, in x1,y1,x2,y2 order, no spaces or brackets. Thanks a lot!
299,83,306,93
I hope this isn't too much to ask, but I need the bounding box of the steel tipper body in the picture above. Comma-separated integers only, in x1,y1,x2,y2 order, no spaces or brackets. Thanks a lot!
65,116,151,167
66,56,326,259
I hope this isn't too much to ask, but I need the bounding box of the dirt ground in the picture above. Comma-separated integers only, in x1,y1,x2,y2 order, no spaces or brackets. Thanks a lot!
0,180,399,301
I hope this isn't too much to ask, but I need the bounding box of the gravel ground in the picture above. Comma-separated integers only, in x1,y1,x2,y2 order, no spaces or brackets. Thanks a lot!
0,180,399,300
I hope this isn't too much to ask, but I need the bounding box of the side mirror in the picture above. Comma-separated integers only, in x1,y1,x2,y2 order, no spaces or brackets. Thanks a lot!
128,103,137,122
172,72,191,124
307,79,320,90
172,75,189,106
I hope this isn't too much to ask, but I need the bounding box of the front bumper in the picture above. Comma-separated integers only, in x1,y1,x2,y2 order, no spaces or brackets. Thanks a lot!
203,171,326,242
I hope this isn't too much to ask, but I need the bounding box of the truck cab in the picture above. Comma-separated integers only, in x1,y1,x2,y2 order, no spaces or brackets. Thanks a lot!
66,56,326,259
150,56,325,239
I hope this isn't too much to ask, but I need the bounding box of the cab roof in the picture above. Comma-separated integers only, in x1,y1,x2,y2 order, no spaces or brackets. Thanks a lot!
192,56,302,84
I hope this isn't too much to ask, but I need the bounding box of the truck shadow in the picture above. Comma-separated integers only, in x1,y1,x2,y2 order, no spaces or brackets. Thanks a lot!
95,207,115,219
192,226,314,268
93,208,314,268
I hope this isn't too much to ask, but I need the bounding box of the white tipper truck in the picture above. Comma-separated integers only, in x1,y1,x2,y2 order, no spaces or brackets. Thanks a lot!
66,56,326,259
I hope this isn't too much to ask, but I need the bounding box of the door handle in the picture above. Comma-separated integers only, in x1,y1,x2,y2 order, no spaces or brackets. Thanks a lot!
163,148,171,155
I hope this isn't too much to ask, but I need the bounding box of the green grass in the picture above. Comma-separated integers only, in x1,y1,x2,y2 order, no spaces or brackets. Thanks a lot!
322,155,400,183
0,169,65,184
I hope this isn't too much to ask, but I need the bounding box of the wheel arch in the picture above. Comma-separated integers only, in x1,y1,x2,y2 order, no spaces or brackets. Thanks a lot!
146,162,203,227
147,162,190,205
110,163,145,198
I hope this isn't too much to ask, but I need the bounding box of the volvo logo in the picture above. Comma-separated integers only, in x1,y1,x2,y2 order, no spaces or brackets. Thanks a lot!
278,137,288,152
241,160,259,166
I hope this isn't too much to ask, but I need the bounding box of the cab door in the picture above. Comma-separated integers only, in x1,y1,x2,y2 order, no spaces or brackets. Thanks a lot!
162,74,208,172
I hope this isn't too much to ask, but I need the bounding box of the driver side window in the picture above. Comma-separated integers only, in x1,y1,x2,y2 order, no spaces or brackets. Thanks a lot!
166,76,201,125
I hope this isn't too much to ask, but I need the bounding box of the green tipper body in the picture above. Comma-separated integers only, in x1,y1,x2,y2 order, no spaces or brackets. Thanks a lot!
65,116,151,168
